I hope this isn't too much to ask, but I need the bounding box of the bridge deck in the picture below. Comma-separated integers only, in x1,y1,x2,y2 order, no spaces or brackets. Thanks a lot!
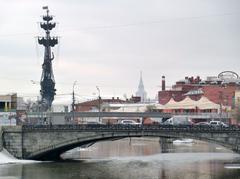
22,124,240,133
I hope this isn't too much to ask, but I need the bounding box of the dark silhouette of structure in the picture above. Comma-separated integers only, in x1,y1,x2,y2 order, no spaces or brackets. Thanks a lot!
38,6,58,111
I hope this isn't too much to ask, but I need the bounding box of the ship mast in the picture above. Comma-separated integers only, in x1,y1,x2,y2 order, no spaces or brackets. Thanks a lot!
38,6,58,111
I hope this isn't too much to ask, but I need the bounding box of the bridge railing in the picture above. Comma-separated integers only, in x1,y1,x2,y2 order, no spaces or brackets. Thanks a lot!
173,112,231,119
26,112,172,118
22,124,240,132
26,112,231,121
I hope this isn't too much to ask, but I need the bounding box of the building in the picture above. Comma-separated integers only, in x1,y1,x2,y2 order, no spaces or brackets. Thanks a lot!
0,93,17,112
75,97,126,112
102,103,160,124
232,90,240,124
0,93,18,126
73,97,127,124
158,71,240,120
74,96,144,124
159,96,222,113
159,72,240,106
136,71,147,102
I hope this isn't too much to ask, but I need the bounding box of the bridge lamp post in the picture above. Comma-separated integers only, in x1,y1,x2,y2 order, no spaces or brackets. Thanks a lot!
72,81,77,123
30,80,42,124
219,91,225,121
96,86,101,123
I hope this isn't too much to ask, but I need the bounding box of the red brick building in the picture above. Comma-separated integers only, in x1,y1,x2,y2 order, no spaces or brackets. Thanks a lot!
158,72,240,110
75,97,124,112
75,96,141,112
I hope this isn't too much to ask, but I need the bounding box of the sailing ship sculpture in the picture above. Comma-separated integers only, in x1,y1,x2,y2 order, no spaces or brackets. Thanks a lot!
38,6,58,111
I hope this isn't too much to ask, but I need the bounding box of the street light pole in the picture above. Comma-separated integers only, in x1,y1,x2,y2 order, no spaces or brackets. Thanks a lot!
30,80,42,124
72,81,77,123
96,86,101,123
219,91,223,121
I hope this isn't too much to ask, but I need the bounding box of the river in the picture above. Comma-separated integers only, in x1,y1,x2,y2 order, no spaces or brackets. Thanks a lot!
0,138,240,179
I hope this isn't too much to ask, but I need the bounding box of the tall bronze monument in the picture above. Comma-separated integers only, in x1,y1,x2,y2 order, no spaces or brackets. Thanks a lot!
38,6,58,111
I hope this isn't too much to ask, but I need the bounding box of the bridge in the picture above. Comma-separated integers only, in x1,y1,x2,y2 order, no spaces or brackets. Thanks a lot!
26,112,172,118
1,124,240,160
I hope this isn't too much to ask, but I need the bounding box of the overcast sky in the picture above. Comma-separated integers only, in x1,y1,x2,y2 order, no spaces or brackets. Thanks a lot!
0,0,239,102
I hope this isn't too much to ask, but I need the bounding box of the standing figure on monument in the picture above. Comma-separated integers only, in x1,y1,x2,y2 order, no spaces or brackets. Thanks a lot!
38,6,58,111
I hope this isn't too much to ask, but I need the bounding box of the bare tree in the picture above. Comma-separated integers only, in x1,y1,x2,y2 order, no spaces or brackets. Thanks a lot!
145,105,157,112
233,102,240,124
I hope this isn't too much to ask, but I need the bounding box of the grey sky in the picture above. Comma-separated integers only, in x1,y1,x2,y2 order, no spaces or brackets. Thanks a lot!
0,0,239,101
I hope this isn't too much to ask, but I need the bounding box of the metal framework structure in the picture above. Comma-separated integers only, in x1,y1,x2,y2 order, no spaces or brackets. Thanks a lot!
218,71,239,80
38,7,58,111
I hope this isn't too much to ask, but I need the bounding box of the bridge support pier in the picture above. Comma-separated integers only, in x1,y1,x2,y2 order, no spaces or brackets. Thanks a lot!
2,126,23,159
0,126,2,151
232,142,240,154
159,137,174,153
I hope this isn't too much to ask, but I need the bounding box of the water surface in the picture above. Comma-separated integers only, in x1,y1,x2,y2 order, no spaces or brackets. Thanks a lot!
0,138,240,179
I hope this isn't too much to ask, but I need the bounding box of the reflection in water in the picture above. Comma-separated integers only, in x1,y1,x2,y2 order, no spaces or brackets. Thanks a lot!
0,138,240,179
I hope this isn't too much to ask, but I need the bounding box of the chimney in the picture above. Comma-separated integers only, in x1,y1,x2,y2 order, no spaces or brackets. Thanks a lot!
162,76,166,91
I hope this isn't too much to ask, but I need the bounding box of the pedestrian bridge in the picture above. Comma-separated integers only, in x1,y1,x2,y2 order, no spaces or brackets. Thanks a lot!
1,125,240,160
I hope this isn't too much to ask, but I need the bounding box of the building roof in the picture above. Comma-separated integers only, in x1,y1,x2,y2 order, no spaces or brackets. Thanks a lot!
107,103,147,112
0,94,15,102
159,96,222,110
184,89,204,96
106,103,162,112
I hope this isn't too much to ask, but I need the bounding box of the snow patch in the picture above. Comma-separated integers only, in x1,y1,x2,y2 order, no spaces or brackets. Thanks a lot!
173,139,193,144
224,164,240,169
0,149,39,164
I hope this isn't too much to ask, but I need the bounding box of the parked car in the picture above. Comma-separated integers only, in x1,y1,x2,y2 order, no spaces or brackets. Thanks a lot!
120,120,141,125
209,121,228,127
163,116,193,126
220,122,229,128
195,122,210,126
86,121,104,127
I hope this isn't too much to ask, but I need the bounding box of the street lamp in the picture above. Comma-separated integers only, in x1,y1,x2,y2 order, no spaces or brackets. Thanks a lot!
96,86,101,122
72,81,77,122
30,80,42,124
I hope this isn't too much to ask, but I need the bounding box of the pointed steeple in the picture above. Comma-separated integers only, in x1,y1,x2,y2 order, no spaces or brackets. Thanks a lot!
138,71,144,89
136,71,147,102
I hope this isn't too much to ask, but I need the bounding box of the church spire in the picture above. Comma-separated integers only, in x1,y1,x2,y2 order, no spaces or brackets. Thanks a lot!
138,71,144,89
136,71,147,102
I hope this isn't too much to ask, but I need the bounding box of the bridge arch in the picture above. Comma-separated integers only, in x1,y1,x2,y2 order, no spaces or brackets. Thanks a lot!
27,130,237,161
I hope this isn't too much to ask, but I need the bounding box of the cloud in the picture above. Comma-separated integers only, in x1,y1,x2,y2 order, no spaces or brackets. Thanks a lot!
0,0,239,99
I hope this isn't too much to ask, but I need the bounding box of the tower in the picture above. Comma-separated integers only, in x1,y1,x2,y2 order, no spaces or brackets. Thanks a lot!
136,71,147,102
162,76,166,91
38,6,58,111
